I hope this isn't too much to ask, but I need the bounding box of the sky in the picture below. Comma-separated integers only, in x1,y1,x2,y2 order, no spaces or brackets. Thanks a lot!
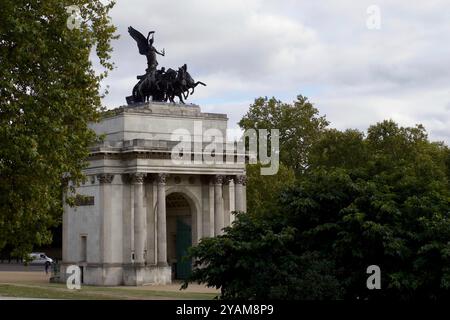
97,0,450,143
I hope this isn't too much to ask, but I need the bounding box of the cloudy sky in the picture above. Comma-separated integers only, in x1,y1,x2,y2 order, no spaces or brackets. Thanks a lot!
97,0,450,143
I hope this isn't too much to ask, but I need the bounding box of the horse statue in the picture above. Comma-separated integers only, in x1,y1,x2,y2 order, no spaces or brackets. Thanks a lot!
126,26,206,105
129,65,206,104
177,64,206,97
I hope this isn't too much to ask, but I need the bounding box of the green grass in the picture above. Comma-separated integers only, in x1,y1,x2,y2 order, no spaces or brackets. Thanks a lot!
0,283,218,300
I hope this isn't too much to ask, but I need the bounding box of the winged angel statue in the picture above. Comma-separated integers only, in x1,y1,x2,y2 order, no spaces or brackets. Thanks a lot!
126,26,206,105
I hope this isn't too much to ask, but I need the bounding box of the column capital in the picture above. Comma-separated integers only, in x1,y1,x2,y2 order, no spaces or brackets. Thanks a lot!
97,173,114,184
222,176,233,185
157,173,168,184
129,172,146,184
235,175,247,186
214,175,225,185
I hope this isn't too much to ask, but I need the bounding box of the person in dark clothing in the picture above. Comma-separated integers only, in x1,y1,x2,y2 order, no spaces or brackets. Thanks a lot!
45,261,51,274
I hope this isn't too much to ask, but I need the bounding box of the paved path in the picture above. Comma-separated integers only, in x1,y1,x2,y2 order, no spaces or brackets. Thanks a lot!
0,264,50,284
115,281,218,293
0,264,218,294
0,264,45,272
0,275,217,294
0,297,50,300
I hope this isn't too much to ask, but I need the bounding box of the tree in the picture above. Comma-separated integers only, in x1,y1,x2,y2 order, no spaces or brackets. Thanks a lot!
0,1,117,256
289,121,450,300
183,212,343,300
184,119,450,300
239,95,327,219
309,128,368,171
239,95,329,175
245,163,295,216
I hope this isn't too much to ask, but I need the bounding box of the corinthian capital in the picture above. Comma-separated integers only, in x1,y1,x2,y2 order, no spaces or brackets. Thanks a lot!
235,175,247,186
157,173,168,184
223,176,232,185
97,173,114,184
214,175,225,185
130,172,146,184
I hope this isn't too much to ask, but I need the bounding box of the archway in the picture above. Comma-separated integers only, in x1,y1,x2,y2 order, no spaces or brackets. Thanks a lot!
166,192,193,280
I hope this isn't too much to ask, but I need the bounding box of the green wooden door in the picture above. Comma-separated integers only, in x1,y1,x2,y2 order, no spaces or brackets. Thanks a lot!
176,218,192,279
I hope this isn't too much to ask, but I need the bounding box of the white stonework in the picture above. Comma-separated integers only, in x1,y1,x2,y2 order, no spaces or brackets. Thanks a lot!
61,102,246,286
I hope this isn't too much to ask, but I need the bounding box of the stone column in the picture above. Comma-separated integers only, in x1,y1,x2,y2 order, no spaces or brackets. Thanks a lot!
229,179,236,224
214,175,224,236
157,173,168,267
222,176,232,227
146,179,157,265
208,178,215,237
201,176,214,238
97,173,114,263
234,175,246,212
121,174,133,264
131,173,146,265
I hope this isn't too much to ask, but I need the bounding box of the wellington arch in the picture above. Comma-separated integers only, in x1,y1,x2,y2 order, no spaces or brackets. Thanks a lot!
60,102,247,285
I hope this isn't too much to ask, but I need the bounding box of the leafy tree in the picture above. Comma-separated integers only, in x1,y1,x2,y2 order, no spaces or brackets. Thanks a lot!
245,163,295,216
289,121,450,300
309,128,368,170
0,0,117,256
184,119,450,300
183,212,343,300
239,95,329,175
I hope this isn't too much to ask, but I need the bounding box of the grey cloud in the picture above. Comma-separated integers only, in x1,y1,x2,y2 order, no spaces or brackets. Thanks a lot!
98,0,450,143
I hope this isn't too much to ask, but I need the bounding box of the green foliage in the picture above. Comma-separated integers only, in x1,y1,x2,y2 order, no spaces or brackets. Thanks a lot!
309,128,368,170
183,212,343,300
0,1,117,256
239,95,326,220
185,112,450,300
239,95,329,174
245,163,295,216
286,122,450,300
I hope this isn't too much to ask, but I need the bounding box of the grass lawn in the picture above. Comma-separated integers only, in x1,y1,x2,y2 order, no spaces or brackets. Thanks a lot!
0,283,218,300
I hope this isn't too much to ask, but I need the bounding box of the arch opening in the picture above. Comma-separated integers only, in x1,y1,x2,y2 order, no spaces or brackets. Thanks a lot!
166,192,193,280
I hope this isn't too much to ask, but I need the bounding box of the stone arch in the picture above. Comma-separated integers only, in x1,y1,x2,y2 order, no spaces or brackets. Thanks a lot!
166,186,201,218
165,186,201,280
166,186,201,243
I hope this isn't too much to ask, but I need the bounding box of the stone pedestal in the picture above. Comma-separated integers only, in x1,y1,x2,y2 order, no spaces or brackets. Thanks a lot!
123,265,171,286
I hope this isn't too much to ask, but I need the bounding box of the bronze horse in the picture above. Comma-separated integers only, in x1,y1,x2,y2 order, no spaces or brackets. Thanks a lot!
127,26,206,105
132,66,206,104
